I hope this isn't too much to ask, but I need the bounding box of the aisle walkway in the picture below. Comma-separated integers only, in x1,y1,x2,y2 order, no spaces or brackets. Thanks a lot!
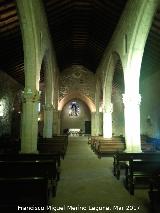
50,136,150,213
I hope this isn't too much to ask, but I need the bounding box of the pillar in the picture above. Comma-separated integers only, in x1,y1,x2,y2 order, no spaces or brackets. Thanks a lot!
43,104,53,138
91,112,96,136
99,112,103,135
94,112,100,136
53,109,60,135
21,89,40,153
123,93,142,153
103,103,113,138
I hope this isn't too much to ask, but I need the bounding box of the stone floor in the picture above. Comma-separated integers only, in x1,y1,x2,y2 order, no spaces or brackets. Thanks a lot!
50,136,151,213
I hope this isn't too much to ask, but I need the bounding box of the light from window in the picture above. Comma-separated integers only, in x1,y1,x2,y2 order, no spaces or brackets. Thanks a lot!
69,101,80,117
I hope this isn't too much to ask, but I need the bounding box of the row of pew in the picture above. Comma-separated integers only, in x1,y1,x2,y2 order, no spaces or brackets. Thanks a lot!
89,135,156,158
113,152,160,212
0,135,68,212
89,136,125,157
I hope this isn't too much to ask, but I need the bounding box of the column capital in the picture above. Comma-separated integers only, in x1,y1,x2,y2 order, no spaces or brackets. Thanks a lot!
43,104,54,111
53,108,59,112
22,89,40,103
103,103,113,113
122,93,141,106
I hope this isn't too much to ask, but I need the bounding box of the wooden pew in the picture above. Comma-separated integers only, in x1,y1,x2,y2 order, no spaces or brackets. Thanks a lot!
96,141,125,157
125,159,160,195
38,135,68,159
38,142,66,159
90,136,103,151
0,153,61,180
113,152,160,180
92,136,125,157
0,159,58,196
0,177,49,212
39,135,68,145
148,176,160,212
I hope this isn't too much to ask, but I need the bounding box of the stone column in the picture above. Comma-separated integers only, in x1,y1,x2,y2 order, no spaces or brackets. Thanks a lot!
58,110,62,134
123,93,142,153
91,112,96,136
21,89,40,153
53,109,60,135
94,111,101,136
103,103,113,138
99,112,103,135
43,104,53,138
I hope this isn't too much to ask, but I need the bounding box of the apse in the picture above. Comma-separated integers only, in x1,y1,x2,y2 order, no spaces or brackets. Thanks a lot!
61,99,91,134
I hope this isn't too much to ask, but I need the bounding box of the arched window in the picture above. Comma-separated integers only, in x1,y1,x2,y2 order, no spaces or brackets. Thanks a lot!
69,101,80,117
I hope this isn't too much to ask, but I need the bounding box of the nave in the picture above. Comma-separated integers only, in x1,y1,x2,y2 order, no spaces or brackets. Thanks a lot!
51,136,150,213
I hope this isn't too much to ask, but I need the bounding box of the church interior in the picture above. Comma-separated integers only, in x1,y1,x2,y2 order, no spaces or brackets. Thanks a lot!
0,0,160,212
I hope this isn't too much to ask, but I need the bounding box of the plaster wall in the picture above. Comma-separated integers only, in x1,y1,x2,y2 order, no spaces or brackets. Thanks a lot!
140,68,160,139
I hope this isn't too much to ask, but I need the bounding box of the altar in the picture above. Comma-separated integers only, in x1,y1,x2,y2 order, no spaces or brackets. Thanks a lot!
69,128,81,136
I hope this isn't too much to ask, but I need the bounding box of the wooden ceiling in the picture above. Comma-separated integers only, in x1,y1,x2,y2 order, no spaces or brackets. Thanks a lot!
43,0,127,72
0,0,160,86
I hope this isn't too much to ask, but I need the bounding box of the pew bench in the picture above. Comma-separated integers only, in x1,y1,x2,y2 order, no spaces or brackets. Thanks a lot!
0,177,49,212
38,142,66,159
96,141,125,158
0,153,61,180
125,159,160,195
148,176,160,212
113,152,160,180
38,135,68,159
0,159,58,196
90,136,103,151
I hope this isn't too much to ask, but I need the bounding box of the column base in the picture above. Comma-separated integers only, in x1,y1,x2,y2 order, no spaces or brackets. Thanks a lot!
124,148,142,153
19,150,39,154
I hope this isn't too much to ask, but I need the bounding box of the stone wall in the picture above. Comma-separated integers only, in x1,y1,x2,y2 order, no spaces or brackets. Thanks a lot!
59,65,95,103
0,70,22,136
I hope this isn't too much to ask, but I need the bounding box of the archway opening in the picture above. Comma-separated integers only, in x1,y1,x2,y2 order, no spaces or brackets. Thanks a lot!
61,99,91,136
112,54,125,137
140,8,160,142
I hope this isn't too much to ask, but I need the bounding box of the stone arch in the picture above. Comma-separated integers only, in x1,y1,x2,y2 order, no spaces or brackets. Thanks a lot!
121,1,159,152
112,54,125,136
103,51,124,103
95,76,103,112
58,92,96,113
40,49,58,138
123,1,158,94
140,7,160,139
103,51,124,138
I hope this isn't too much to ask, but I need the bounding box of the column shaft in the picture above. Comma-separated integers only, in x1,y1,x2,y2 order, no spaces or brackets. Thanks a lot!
53,109,60,135
91,112,96,136
21,90,40,153
103,103,113,138
123,94,142,153
43,104,53,138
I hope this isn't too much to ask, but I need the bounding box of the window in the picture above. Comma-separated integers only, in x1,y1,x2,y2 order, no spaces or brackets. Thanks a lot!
69,101,80,117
